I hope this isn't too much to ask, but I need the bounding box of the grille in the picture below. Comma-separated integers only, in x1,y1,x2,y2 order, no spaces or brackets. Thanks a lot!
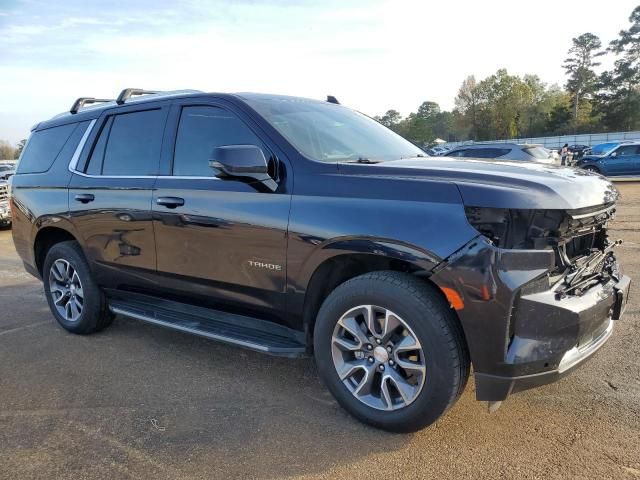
0,183,8,202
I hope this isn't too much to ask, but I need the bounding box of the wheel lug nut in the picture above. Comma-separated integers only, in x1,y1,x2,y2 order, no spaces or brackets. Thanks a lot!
386,346,392,353
368,357,374,363
389,360,395,366
379,364,385,371
376,338,381,345
366,344,373,351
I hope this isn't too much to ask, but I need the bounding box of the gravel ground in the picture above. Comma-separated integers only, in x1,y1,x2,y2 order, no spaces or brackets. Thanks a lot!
0,183,638,480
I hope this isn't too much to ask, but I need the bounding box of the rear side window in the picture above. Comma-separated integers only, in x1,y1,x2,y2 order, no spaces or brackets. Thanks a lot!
523,146,551,160
465,148,510,158
85,109,165,176
445,149,467,157
173,105,264,176
17,123,77,174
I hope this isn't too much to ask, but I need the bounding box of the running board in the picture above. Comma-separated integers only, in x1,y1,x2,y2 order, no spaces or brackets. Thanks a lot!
107,294,306,358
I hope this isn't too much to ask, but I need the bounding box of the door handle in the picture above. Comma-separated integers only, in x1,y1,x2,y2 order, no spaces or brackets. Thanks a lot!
74,193,95,203
157,196,185,209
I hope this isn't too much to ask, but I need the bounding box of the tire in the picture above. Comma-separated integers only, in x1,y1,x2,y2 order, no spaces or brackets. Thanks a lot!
313,271,469,433
43,241,114,334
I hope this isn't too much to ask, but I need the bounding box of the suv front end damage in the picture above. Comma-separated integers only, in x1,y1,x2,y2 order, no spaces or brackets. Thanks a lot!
431,202,631,403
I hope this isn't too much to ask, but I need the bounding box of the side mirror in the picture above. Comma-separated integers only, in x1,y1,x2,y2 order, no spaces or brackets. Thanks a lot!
209,145,277,192
609,151,618,158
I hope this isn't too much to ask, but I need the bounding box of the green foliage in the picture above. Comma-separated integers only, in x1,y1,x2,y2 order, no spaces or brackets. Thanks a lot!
595,6,640,131
564,33,605,123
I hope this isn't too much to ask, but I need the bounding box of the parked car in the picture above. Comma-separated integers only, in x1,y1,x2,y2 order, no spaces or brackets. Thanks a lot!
567,144,590,159
585,141,630,157
426,145,450,156
576,142,640,176
444,143,555,164
0,163,15,180
0,180,11,227
10,89,630,432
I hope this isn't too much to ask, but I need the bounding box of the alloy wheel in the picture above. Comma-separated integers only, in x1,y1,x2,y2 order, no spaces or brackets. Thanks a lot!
331,305,426,411
48,259,84,322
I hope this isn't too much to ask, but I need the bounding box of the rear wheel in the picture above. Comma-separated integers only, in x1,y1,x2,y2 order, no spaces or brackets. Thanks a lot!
43,241,113,334
313,271,469,432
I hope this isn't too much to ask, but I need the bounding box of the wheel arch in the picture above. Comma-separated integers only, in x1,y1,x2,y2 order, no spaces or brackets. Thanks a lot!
33,224,81,276
297,238,463,349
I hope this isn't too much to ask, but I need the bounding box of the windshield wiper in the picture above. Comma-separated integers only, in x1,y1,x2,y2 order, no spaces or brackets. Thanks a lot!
341,157,382,164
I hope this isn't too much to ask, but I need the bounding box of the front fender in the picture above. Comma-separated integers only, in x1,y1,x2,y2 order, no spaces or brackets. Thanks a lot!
295,236,442,291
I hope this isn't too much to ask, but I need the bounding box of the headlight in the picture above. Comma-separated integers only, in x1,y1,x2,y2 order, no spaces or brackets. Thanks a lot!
464,207,568,249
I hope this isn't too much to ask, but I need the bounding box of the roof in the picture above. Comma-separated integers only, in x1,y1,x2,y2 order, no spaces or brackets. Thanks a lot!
35,90,341,131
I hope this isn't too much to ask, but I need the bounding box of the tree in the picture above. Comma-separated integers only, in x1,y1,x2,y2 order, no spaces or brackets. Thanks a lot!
454,76,481,140
563,33,605,125
596,6,640,131
14,139,26,159
0,140,16,160
375,110,402,129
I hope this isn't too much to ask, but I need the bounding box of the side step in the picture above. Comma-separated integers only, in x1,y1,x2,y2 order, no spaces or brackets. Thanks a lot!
107,294,307,358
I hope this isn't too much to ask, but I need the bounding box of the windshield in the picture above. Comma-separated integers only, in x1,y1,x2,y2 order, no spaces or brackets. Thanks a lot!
242,95,424,162
591,143,618,155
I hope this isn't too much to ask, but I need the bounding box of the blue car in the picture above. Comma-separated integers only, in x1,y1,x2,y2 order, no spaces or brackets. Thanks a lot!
577,142,640,176
589,142,623,156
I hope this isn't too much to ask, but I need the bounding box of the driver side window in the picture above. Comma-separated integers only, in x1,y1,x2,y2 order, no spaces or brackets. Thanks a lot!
615,145,639,157
173,106,265,176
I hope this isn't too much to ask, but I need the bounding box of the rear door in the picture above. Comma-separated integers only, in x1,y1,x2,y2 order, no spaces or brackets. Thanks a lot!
68,102,169,289
151,98,292,323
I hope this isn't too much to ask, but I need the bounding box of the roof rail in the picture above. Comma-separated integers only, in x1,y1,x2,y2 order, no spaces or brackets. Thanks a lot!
326,95,340,104
116,88,160,105
70,97,115,114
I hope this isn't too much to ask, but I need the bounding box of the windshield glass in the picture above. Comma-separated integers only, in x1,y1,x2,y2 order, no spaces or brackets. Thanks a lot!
242,95,424,162
591,143,618,155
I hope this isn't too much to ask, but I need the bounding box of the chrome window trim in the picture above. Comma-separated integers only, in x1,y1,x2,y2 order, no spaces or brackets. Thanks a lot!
68,119,96,172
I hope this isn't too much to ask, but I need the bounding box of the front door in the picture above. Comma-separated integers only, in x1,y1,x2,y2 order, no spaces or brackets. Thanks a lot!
602,144,640,176
151,100,292,324
68,103,169,290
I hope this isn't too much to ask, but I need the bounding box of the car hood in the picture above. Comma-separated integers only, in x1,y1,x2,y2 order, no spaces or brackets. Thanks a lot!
579,154,606,161
348,157,619,210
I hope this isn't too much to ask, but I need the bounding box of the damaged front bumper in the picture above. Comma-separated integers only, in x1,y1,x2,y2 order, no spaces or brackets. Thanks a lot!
431,236,631,402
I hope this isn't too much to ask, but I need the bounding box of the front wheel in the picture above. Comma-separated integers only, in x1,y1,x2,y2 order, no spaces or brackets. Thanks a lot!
313,271,469,432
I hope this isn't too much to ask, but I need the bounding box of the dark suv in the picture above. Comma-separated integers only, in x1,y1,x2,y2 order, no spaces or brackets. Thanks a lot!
11,89,631,432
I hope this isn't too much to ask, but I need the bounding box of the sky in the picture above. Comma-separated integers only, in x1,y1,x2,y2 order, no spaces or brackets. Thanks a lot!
0,0,637,144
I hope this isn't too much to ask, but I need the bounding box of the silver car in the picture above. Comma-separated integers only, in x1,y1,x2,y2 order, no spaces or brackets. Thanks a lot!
444,143,555,164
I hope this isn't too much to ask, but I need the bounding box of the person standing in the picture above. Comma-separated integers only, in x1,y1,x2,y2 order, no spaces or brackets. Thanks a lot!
560,144,569,166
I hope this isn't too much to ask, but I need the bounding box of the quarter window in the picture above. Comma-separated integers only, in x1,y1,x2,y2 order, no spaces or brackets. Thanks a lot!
173,106,264,176
17,123,77,174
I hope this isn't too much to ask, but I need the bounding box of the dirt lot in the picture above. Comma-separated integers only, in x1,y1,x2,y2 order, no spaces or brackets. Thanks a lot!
0,184,639,480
